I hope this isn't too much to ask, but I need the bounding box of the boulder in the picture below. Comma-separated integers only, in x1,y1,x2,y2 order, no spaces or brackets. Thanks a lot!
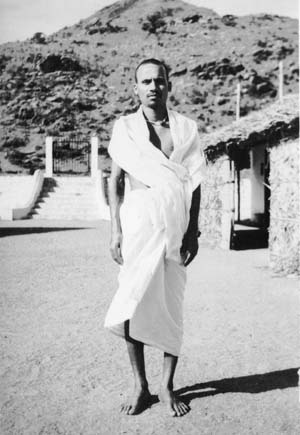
289,66,299,76
6,149,28,166
71,99,96,111
216,96,229,105
2,136,26,149
277,45,294,60
221,15,237,27
18,105,35,120
170,67,187,77
253,49,273,63
39,55,83,73
182,14,202,24
0,54,11,73
31,32,47,44
257,40,267,48
247,73,276,97
87,20,127,35
190,59,244,79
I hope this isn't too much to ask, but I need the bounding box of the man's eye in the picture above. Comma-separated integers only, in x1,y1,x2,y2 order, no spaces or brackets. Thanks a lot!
142,80,151,85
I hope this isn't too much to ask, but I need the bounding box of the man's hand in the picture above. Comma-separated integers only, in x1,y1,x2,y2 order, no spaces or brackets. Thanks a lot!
180,232,199,267
110,231,123,265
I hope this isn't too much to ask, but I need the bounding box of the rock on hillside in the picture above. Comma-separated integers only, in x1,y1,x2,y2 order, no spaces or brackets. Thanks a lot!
0,0,298,173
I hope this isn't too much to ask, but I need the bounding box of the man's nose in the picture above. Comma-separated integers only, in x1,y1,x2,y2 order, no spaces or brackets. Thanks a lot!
149,79,157,90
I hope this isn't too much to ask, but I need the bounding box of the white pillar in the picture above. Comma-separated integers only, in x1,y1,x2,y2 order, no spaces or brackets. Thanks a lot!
279,61,283,101
91,136,99,178
220,158,234,250
45,136,53,177
236,82,241,121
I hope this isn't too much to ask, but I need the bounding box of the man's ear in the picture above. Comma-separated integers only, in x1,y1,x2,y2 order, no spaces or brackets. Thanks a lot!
168,81,172,92
133,83,138,95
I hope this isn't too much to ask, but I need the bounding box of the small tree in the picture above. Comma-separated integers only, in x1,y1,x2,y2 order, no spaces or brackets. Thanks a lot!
142,12,167,36
31,32,47,44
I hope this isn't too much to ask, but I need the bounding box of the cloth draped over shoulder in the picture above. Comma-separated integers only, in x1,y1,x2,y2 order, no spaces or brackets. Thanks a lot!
104,106,206,356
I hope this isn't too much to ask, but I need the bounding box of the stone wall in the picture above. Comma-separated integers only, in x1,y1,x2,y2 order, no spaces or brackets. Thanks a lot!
199,156,234,249
269,138,300,275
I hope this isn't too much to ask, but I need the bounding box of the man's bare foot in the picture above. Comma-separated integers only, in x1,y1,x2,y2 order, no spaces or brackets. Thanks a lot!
159,388,190,417
120,386,152,415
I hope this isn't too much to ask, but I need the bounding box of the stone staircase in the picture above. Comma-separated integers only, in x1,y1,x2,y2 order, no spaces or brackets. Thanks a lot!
29,177,101,220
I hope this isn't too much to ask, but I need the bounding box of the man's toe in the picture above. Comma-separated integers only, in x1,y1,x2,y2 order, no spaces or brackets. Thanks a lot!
127,406,134,415
180,402,187,411
169,406,176,417
173,404,181,417
176,404,183,415
180,403,188,415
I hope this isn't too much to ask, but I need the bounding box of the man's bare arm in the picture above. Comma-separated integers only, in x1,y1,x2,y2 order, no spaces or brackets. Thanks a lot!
181,185,201,267
108,160,125,265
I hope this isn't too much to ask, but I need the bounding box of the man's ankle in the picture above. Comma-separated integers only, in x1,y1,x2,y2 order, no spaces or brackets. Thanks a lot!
134,379,149,391
160,382,174,391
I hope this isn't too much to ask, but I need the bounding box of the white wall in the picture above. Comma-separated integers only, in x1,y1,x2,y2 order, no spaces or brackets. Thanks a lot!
239,170,252,220
250,144,266,220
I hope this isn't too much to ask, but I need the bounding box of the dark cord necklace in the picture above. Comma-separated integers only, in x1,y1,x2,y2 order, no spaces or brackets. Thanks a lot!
146,115,168,126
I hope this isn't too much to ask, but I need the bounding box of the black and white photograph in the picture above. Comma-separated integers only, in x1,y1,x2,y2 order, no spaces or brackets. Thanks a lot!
0,0,299,433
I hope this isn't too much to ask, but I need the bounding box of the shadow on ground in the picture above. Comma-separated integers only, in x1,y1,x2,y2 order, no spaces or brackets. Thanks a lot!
0,227,90,238
174,368,299,403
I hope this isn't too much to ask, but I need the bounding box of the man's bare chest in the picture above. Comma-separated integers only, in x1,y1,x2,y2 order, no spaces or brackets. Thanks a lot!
127,121,174,190
147,123,174,159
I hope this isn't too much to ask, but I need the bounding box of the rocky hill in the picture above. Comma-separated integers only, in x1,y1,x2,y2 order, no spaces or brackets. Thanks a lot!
0,0,298,174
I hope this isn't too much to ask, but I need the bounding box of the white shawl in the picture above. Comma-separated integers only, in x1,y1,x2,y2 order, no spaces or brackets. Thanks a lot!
108,106,206,262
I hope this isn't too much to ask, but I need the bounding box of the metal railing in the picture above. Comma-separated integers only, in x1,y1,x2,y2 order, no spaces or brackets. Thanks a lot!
52,135,91,175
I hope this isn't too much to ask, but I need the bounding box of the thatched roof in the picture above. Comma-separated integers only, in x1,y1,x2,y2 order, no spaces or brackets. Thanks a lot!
202,94,299,162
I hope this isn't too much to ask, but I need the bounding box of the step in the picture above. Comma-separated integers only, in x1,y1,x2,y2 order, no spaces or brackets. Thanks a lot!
31,213,101,220
38,191,96,197
31,210,100,215
29,209,99,215
52,183,95,188
35,208,99,214
41,185,95,190
38,197,96,202
28,176,102,220
37,192,97,199
31,217,101,221
35,201,97,207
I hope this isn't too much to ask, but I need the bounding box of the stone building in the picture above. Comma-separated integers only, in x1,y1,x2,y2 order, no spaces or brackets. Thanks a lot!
199,94,299,275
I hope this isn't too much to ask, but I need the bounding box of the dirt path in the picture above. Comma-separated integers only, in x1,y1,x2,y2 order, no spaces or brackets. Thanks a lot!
1,220,299,434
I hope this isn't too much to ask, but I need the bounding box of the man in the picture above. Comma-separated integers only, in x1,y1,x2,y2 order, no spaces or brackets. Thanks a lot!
104,58,205,417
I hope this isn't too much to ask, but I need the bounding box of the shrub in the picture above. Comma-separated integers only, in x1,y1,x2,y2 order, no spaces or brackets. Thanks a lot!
142,12,167,35
2,136,26,148
31,32,47,44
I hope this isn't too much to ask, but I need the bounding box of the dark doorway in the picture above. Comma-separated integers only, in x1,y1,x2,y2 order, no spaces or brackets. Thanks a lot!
231,224,268,250
231,146,270,250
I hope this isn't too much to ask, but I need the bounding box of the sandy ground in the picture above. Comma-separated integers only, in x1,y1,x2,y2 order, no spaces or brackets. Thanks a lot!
0,220,299,435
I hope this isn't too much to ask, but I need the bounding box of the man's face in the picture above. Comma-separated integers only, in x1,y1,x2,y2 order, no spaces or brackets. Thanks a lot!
134,63,170,109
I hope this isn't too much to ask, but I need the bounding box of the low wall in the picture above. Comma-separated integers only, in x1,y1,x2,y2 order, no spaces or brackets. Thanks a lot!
199,156,234,249
269,139,300,275
0,171,44,220
12,170,44,220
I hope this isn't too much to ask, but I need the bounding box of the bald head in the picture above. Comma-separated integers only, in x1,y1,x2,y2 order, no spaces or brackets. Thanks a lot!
135,58,169,83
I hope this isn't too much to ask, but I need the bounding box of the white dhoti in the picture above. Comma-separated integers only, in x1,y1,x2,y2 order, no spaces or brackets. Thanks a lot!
104,107,206,356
